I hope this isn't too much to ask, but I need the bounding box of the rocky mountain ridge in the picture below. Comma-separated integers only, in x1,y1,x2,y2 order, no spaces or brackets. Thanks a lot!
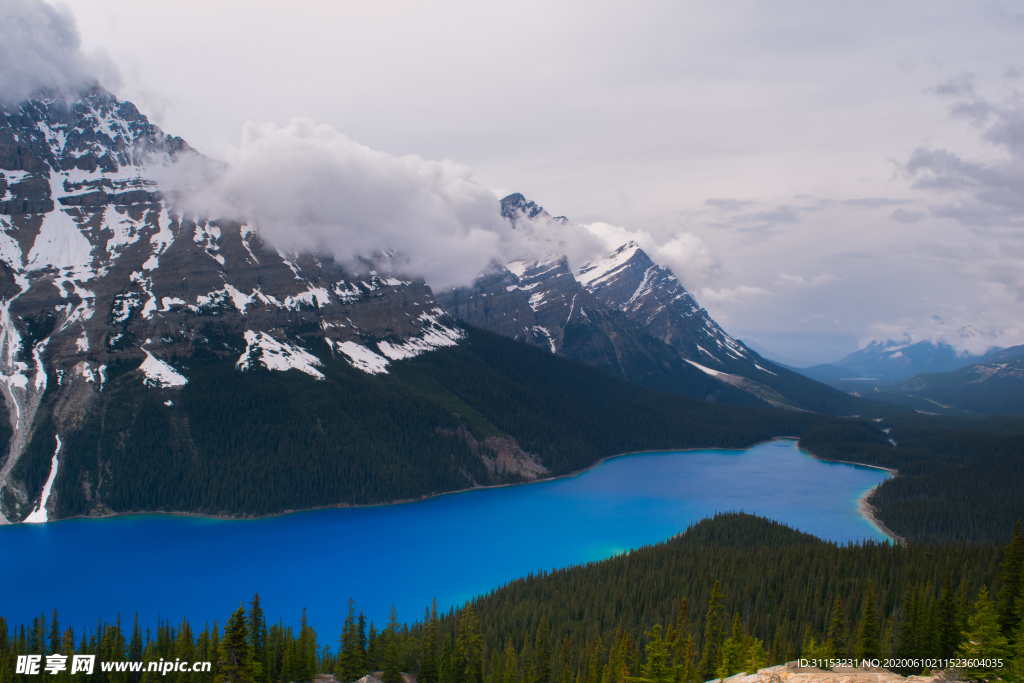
438,196,875,414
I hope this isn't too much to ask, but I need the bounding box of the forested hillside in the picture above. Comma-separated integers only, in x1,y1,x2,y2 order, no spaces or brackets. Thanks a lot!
800,414,1024,543
5,515,1023,683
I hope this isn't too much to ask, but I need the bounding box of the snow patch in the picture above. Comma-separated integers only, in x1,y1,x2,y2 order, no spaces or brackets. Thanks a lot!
237,330,325,379
577,241,641,289
23,435,61,524
26,209,94,271
329,340,390,375
686,359,723,377
140,349,188,388
377,315,463,360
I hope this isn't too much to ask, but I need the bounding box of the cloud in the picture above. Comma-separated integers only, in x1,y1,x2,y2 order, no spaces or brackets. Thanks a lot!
159,118,720,291
704,198,753,211
698,285,771,307
840,197,910,208
862,316,1012,357
581,221,719,288
902,81,1024,227
0,0,118,105
161,118,511,289
775,273,840,288
891,208,925,223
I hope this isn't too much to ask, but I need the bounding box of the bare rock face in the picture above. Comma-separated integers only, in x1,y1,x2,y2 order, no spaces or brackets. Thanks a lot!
0,89,463,523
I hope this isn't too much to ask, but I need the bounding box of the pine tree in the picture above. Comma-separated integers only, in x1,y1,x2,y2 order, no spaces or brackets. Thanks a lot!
957,586,1009,682
421,601,440,683
825,597,846,660
533,618,552,683
937,573,961,659
674,635,696,683
456,605,483,683
248,595,266,683
715,616,745,680
441,635,456,683
337,600,360,683
218,607,254,683
502,640,518,683
382,605,403,683
635,625,673,683
697,582,727,680
1000,523,1024,642
855,581,881,662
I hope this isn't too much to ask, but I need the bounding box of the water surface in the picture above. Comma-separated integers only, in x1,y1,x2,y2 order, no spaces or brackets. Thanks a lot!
1,440,889,637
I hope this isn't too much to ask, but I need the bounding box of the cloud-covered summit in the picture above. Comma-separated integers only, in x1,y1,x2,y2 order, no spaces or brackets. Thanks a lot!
0,0,118,105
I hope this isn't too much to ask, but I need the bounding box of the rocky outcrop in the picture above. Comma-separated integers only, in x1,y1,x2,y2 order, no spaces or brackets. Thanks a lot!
715,663,940,683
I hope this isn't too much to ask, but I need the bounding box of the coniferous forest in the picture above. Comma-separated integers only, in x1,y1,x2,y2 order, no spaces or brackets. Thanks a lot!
5,514,1024,683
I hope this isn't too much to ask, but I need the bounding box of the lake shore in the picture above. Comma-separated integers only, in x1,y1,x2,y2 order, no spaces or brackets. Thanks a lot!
39,437,894,536
858,486,905,545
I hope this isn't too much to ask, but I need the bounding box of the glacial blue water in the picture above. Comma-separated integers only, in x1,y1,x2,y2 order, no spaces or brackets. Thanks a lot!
1,439,889,639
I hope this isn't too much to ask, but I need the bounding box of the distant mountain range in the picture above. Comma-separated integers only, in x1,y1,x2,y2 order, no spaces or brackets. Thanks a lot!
784,341,1024,415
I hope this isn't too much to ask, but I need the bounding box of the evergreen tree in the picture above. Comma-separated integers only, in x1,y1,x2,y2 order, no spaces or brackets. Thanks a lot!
502,640,518,683
937,573,961,659
382,605,403,683
674,634,696,683
745,639,766,675
337,600,360,683
855,581,881,662
715,616,746,680
957,586,1009,682
533,618,552,683
421,601,440,683
50,609,60,656
358,613,369,674
825,597,846,659
218,607,254,683
440,635,456,683
456,606,484,683
697,582,727,680
634,625,673,683
248,595,266,683
1000,523,1024,642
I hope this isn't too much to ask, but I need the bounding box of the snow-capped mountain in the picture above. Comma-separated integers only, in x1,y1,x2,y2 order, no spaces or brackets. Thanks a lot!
832,340,1000,384
0,88,462,523
438,195,878,413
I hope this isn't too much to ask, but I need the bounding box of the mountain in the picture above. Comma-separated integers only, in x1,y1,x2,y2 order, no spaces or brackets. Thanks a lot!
438,196,900,416
0,88,899,523
870,345,1024,415
831,340,1000,384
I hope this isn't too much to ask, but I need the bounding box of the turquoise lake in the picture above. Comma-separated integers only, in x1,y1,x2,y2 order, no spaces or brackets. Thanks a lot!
1,439,889,638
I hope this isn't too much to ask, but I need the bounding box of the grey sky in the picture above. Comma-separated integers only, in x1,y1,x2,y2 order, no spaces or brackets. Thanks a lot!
30,1,1024,361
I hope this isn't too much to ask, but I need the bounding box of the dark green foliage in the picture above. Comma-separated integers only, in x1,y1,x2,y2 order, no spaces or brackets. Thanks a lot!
802,413,1024,543
429,513,1006,678
854,581,880,661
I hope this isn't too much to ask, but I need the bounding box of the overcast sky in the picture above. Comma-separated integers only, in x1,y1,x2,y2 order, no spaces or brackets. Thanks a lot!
18,1,1024,363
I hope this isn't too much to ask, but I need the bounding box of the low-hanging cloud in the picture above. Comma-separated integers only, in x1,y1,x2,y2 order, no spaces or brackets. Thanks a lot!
0,0,118,105
161,118,714,291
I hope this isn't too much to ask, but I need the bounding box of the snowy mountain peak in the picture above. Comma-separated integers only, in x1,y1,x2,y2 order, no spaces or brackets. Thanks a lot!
0,89,465,523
